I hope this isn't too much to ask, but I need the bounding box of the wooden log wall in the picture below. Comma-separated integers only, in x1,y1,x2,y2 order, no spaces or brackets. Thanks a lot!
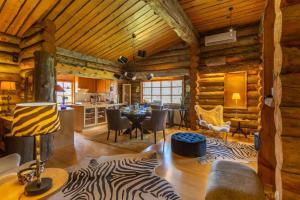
197,23,263,133
273,0,300,199
0,33,21,111
127,42,191,104
128,42,191,72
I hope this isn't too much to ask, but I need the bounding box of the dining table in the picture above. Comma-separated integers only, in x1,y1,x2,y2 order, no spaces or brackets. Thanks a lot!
122,109,151,135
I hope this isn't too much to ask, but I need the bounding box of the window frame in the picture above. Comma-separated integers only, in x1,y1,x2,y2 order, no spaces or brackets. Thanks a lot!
56,81,74,104
141,79,183,104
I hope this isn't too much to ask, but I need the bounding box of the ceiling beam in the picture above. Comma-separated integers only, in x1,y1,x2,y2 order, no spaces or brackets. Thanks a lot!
143,0,199,45
56,47,121,73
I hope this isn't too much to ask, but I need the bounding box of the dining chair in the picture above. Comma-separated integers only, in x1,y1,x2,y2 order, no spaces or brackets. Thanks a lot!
141,109,168,144
150,104,163,110
106,109,132,142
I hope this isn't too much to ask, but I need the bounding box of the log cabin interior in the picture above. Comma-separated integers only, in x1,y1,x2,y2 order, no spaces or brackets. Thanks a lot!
0,0,299,199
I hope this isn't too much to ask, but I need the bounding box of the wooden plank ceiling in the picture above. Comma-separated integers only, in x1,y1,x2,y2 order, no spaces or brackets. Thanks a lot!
0,0,266,63
179,0,266,32
0,0,180,62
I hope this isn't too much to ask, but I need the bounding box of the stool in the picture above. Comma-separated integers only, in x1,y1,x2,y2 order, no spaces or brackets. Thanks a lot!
171,132,206,157
205,160,265,200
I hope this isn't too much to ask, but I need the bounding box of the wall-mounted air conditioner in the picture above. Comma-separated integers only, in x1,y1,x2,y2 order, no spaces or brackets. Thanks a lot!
205,30,237,46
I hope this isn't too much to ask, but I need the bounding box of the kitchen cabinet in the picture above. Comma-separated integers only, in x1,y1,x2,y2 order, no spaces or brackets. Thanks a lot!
97,80,112,93
78,77,97,93
78,78,112,93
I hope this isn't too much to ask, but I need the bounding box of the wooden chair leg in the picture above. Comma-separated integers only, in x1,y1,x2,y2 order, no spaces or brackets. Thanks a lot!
115,130,118,142
118,130,121,136
107,129,110,140
163,129,166,141
135,128,138,138
154,131,157,144
141,127,144,140
129,128,132,139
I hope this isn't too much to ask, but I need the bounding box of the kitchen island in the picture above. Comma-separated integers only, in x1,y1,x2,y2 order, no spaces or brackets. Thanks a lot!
72,103,125,132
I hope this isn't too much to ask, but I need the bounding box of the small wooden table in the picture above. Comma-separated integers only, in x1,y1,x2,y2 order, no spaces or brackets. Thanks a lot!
178,108,188,129
0,115,13,151
230,118,249,138
0,168,68,200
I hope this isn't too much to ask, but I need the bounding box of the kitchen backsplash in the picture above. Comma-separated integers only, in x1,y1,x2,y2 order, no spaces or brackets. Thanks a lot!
76,87,118,103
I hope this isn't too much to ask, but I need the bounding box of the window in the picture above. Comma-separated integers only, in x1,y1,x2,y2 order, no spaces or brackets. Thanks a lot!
56,81,73,104
142,80,183,104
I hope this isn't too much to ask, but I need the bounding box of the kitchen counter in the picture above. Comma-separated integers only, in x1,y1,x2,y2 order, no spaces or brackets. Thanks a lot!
54,107,74,149
73,103,125,108
72,103,125,132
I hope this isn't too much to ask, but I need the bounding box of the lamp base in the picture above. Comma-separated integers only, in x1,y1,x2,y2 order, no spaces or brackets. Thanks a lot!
25,178,52,196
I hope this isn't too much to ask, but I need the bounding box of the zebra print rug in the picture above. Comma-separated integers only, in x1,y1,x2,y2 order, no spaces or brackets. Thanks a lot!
198,138,257,164
49,152,180,200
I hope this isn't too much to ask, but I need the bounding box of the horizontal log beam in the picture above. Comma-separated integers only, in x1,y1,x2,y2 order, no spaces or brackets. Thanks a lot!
149,49,190,59
201,45,261,58
20,41,56,60
0,63,20,74
198,62,261,74
135,68,189,79
20,31,55,49
281,136,300,174
281,107,300,137
56,47,120,68
128,61,191,72
0,42,20,53
0,73,21,82
135,54,190,66
0,33,20,44
56,55,120,73
200,35,260,53
0,52,19,65
56,63,116,79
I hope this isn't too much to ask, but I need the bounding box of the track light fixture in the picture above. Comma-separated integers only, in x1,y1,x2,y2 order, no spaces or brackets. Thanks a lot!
146,73,154,80
137,50,146,57
12,54,19,63
113,73,122,79
117,56,128,64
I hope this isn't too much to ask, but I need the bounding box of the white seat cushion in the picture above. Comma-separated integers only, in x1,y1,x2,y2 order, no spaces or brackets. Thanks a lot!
0,153,21,176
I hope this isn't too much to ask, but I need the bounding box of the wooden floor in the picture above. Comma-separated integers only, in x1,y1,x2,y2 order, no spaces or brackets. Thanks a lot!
47,128,256,200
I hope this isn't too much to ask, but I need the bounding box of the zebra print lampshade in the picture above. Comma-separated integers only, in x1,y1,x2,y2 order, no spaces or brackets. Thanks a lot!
11,102,60,137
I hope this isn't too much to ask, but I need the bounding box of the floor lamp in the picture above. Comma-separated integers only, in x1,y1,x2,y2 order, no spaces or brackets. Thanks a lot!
232,93,240,119
11,102,60,196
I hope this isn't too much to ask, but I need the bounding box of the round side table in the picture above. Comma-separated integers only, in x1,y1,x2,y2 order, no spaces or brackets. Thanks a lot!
230,118,250,138
0,168,68,200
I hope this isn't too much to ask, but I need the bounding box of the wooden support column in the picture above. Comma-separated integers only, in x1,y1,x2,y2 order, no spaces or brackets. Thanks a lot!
33,51,56,102
273,0,300,199
258,0,276,191
189,45,199,130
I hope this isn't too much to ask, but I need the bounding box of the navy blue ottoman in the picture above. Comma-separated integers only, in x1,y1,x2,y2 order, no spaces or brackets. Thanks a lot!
171,133,206,157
